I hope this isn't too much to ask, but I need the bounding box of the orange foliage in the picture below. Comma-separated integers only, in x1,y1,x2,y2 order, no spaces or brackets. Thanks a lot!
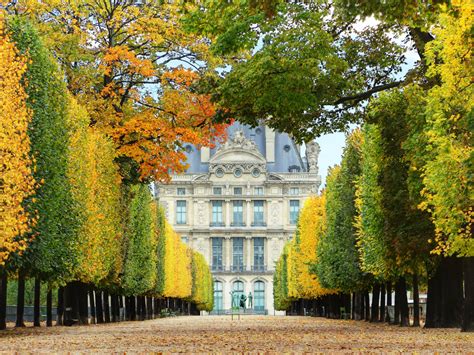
0,12,36,265
111,68,228,181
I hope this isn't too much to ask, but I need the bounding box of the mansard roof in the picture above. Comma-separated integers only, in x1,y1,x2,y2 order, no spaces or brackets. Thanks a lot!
183,122,309,174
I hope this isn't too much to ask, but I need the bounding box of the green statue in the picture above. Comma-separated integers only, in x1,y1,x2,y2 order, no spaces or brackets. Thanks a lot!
239,294,247,309
247,292,253,309
230,291,239,308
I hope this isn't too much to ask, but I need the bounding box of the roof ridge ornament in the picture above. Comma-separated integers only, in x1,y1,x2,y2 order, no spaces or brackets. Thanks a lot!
305,140,320,174
221,129,258,151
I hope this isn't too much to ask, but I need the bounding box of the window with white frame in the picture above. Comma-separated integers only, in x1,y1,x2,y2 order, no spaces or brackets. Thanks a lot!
232,200,244,226
211,200,223,226
254,187,264,196
253,201,264,226
289,200,300,224
176,200,187,224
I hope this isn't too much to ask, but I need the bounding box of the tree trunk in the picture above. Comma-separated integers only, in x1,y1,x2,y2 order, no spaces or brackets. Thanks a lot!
33,277,41,327
462,257,474,332
64,282,79,326
57,287,64,326
364,292,370,321
0,272,7,330
385,282,392,323
119,296,124,321
78,282,89,325
400,278,410,327
147,297,153,319
154,298,159,318
16,270,26,327
425,257,463,328
351,293,355,319
111,294,118,322
89,287,96,325
379,283,386,322
130,296,136,321
370,283,380,322
103,291,110,323
141,296,147,320
394,280,400,325
95,291,104,324
46,289,53,327
413,273,420,327
113,295,120,322
136,297,142,321
354,292,363,320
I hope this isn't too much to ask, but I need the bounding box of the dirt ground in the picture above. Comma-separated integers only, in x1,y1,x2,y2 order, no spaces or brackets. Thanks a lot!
0,315,473,353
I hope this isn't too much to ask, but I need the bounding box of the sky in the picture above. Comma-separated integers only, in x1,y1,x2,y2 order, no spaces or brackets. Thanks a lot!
315,131,347,190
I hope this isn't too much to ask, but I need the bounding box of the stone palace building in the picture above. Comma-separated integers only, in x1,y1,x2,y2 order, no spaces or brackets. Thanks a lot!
155,123,321,315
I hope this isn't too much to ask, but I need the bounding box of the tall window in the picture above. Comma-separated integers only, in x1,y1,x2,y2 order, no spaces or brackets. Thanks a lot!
253,238,265,271
289,200,300,224
176,200,186,224
253,201,264,226
254,281,265,311
212,238,223,271
232,200,244,226
233,280,244,304
211,200,223,226
213,281,223,312
232,237,244,271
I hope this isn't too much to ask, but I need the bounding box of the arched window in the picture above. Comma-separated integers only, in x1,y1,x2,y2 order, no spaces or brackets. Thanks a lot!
232,280,245,305
254,281,265,311
213,281,223,311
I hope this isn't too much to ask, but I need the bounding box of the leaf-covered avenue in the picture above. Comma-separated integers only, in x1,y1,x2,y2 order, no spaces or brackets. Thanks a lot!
0,0,472,341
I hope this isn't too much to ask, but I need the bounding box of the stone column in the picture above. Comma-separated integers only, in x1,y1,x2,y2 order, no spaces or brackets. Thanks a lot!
245,236,252,271
225,236,231,271
225,200,231,227
246,199,251,227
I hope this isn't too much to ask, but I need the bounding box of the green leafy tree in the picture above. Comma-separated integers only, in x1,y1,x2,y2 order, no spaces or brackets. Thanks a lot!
186,1,406,141
122,184,157,296
273,243,291,311
8,16,79,285
315,131,368,292
355,124,388,278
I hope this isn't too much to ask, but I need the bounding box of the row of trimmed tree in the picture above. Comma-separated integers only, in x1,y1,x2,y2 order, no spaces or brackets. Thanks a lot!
274,2,472,332
0,14,213,329
274,89,472,331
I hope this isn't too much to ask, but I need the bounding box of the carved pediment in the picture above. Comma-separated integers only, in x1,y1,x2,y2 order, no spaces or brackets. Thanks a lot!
192,174,209,181
209,130,266,165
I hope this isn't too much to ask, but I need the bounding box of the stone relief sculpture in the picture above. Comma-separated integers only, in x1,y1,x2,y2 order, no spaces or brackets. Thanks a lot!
197,202,206,225
271,239,280,263
270,203,281,225
305,140,320,174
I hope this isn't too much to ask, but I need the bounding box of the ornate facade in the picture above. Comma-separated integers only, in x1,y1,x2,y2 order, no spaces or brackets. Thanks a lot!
155,123,321,314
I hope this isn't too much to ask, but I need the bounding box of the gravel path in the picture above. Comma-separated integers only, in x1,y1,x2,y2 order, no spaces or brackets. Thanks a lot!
0,315,473,353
